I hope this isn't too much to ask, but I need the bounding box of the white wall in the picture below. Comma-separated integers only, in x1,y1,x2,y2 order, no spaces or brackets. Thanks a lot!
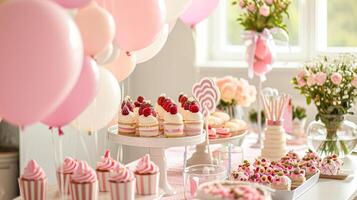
21,20,357,184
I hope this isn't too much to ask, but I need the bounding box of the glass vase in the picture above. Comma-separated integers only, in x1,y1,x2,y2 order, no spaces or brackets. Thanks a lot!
220,105,244,119
307,114,357,158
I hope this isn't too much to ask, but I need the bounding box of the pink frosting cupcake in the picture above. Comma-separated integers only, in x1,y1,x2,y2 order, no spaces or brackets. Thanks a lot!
70,161,98,200
134,154,159,195
18,160,47,200
109,165,136,200
271,173,291,190
57,157,78,194
96,150,118,192
320,155,343,175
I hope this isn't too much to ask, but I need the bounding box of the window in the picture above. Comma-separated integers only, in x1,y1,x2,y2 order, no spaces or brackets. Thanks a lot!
195,0,357,67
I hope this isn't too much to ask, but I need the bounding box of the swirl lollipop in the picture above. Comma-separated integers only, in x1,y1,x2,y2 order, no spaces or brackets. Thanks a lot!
192,78,220,119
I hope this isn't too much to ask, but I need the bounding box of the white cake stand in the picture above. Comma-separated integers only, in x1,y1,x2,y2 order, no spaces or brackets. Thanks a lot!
187,131,247,176
108,125,206,196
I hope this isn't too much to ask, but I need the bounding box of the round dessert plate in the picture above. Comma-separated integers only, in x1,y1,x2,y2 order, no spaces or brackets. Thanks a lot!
209,130,248,145
108,125,206,148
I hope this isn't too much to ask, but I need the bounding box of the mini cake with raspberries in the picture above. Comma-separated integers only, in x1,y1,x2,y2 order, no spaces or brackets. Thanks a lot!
163,103,184,137
290,168,306,188
138,102,159,137
271,172,291,190
182,99,203,136
118,97,136,135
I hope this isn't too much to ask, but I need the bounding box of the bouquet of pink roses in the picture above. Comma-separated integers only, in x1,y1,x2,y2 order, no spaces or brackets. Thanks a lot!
232,0,291,80
292,54,357,156
216,76,257,110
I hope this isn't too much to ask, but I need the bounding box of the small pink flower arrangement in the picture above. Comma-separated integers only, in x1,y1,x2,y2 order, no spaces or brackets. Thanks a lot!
216,76,257,108
233,0,291,32
292,54,357,117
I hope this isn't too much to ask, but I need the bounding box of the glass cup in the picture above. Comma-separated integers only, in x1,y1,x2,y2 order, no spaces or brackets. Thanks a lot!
183,164,227,199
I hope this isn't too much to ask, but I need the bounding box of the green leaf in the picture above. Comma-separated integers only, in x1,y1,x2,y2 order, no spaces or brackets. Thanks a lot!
306,96,311,105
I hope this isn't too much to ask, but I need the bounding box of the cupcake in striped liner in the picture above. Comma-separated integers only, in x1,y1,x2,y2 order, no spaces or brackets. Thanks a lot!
70,161,98,200
134,154,159,195
18,160,47,200
96,150,118,192
57,157,78,195
109,164,136,200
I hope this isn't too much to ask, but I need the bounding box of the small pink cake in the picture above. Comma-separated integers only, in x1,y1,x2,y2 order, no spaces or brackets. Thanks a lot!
305,165,318,178
18,160,47,200
163,103,184,137
118,101,136,135
320,155,343,175
271,172,291,190
96,150,118,192
57,157,78,194
138,105,159,137
183,100,203,136
70,161,98,200
290,168,306,188
208,127,218,139
134,154,159,195
229,170,249,181
109,164,136,200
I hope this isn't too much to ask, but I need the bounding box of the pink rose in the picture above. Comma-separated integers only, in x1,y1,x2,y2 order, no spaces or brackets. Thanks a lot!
236,92,251,107
265,0,274,5
352,76,357,87
239,0,246,8
259,5,270,17
247,2,256,12
331,72,342,85
306,74,316,86
297,69,309,79
297,77,306,87
216,76,235,90
221,82,237,102
315,72,327,86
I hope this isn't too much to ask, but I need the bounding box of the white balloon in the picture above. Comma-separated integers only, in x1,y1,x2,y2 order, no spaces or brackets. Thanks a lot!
72,68,121,131
95,43,114,65
134,24,169,64
165,0,192,23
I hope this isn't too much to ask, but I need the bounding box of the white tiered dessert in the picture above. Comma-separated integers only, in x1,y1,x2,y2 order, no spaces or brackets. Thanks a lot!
261,120,288,161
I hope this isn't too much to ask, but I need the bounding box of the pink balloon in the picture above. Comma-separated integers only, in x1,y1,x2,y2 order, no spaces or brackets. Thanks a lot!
54,0,92,9
104,52,136,81
75,3,115,56
255,36,269,60
0,0,83,126
96,0,166,51
180,0,219,27
42,57,99,128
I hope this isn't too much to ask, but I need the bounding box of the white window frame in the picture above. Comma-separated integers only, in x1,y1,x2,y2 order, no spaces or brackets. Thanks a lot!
195,0,357,68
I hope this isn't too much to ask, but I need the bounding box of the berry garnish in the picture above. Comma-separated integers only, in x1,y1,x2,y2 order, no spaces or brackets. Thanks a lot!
137,96,144,103
143,107,152,117
157,96,166,106
151,110,157,117
134,101,141,107
122,106,129,116
121,101,126,109
189,104,200,113
169,104,178,114
178,93,184,102
163,99,172,111
126,102,134,112
184,101,191,110
180,95,188,104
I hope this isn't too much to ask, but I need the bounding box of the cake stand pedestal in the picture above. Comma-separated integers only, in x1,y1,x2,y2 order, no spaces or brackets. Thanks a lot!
108,125,206,196
187,131,247,176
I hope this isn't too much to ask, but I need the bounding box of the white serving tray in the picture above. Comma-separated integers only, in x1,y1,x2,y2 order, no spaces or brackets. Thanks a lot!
272,172,320,200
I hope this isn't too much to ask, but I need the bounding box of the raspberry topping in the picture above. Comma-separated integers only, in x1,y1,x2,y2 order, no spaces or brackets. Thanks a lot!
143,107,152,117
169,104,178,115
137,96,144,103
189,103,200,113
122,106,129,116
157,96,166,106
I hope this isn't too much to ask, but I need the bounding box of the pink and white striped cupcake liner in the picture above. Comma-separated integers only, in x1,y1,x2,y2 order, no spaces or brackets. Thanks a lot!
109,180,135,200
70,181,98,200
96,170,110,192
56,171,71,195
18,178,47,200
135,173,159,195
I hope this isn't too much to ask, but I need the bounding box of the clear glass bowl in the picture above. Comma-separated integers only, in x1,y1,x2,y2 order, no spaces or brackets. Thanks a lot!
183,164,227,199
